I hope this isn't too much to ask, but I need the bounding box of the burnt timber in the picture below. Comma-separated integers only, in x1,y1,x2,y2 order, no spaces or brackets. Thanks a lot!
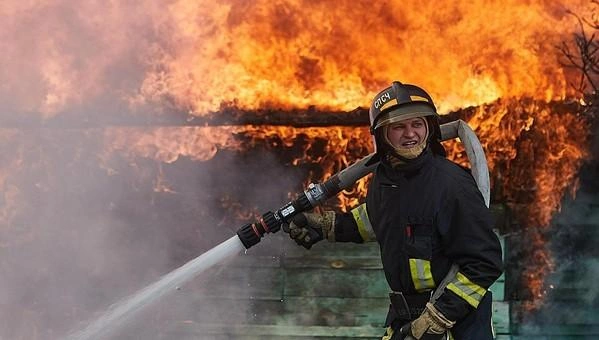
0,99,582,128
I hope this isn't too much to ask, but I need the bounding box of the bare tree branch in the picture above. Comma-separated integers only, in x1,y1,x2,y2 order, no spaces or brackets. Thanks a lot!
558,7,599,95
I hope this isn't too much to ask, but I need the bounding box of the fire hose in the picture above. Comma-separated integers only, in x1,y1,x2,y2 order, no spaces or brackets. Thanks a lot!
236,119,490,249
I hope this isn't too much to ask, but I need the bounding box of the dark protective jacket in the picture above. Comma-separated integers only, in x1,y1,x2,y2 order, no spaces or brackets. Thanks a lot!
334,148,503,333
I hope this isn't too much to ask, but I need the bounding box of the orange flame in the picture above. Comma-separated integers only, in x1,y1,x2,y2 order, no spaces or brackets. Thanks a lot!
139,0,589,114
464,101,589,306
0,1,591,116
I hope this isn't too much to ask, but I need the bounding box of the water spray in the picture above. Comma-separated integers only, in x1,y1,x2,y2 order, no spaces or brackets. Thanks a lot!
66,236,245,340
66,150,378,340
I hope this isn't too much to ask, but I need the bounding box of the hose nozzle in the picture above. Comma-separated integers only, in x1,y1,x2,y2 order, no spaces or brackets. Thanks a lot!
236,211,280,249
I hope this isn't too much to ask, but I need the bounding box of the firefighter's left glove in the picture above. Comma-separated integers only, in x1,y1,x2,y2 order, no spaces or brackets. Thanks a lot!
398,303,455,340
285,211,335,249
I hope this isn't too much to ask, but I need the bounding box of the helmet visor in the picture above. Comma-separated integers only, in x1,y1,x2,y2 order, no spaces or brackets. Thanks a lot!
374,102,437,131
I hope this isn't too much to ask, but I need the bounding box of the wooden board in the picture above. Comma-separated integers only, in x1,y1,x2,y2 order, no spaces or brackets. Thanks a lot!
284,268,388,299
159,226,512,338
164,324,384,339
493,301,510,335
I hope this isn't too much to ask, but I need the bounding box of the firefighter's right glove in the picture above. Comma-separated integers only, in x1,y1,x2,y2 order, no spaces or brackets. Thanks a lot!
285,211,335,249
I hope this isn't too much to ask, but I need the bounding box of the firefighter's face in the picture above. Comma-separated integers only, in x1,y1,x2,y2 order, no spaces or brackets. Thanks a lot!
386,117,428,148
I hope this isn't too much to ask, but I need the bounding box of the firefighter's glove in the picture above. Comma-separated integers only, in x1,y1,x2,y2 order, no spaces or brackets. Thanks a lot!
285,211,335,249
399,303,455,340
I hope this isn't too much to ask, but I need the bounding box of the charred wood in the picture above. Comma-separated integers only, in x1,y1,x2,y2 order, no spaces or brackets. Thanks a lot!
0,99,583,128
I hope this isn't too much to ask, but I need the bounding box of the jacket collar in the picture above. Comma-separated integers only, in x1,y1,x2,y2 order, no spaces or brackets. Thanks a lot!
379,147,434,182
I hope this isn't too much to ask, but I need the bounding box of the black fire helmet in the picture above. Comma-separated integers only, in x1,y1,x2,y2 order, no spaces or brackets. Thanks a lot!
367,81,445,163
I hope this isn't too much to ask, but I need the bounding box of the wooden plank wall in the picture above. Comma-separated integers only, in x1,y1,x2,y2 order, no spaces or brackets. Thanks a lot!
161,229,509,339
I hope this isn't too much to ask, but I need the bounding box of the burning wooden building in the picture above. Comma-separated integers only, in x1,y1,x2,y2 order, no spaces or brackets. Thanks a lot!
1,0,598,339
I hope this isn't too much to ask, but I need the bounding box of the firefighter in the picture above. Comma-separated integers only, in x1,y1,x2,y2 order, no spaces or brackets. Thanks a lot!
286,81,504,339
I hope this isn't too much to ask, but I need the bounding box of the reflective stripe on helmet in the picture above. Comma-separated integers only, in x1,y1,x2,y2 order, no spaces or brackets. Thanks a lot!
350,203,376,242
447,272,487,307
410,95,430,102
378,98,399,113
409,258,436,292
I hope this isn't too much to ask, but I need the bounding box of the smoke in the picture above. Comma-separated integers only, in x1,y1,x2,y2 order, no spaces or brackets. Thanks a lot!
0,127,307,339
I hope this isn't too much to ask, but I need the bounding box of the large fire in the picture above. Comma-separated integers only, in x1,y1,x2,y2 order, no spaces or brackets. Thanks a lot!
0,1,595,335
0,0,590,116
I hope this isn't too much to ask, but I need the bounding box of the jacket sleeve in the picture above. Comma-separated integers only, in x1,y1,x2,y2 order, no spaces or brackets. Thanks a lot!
334,203,377,243
433,181,504,322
